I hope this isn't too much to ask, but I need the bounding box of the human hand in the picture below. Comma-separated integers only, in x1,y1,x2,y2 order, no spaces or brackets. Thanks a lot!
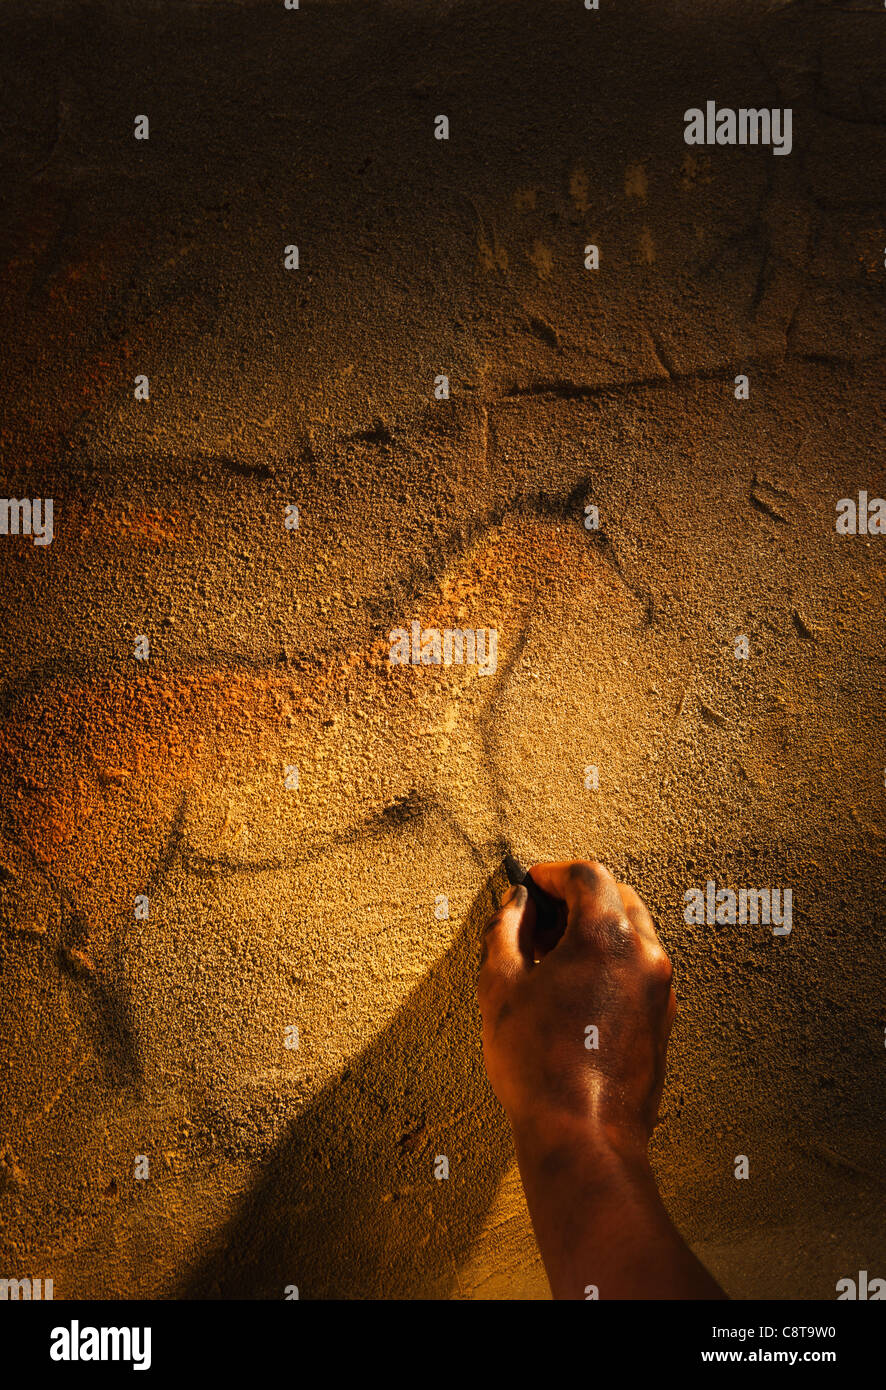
479,860,676,1159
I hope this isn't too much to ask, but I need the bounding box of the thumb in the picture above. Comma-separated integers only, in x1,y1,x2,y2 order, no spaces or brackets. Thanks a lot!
479,883,536,983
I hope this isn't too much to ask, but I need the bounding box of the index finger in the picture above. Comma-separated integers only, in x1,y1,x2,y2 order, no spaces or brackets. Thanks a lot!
527,860,627,935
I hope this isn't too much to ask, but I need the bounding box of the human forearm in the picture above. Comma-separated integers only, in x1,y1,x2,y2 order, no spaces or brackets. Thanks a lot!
513,1114,728,1301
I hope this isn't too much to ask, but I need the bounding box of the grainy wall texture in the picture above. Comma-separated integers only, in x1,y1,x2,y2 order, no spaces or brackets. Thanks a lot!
0,0,884,1300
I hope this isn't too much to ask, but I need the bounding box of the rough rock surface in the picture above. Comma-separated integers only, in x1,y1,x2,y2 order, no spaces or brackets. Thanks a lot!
0,0,884,1298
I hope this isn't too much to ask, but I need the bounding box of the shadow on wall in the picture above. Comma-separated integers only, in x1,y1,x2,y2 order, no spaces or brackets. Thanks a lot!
177,873,514,1300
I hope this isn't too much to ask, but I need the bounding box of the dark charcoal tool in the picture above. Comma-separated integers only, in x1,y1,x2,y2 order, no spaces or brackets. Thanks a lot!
502,852,566,950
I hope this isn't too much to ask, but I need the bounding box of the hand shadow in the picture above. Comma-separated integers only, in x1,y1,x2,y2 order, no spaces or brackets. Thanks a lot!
176,871,515,1299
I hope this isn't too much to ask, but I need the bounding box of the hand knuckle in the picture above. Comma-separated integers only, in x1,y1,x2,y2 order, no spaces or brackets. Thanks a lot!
568,859,607,889
644,945,674,982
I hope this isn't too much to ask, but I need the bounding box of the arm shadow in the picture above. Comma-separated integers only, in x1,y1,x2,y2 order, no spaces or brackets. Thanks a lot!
176,872,515,1299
